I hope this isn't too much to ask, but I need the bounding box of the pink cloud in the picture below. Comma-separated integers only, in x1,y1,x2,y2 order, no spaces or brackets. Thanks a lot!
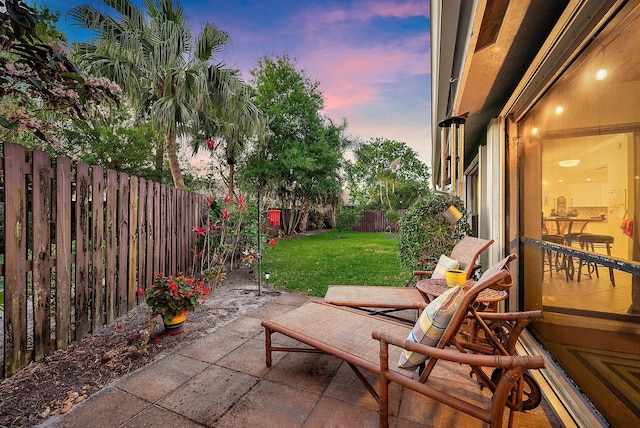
300,33,429,112
302,0,429,27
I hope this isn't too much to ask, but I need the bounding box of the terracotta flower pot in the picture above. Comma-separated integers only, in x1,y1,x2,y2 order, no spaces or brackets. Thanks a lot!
162,309,188,335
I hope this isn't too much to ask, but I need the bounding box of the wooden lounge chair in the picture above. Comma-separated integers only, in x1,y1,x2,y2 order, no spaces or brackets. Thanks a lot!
262,257,545,428
323,236,493,321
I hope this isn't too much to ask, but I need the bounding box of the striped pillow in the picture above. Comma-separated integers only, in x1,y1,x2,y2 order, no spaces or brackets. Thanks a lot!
398,285,465,368
431,254,460,279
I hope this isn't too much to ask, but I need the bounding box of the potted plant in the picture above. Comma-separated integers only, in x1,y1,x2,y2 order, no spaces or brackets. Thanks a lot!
141,273,211,335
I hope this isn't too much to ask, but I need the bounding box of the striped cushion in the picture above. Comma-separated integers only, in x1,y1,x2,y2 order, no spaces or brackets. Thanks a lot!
431,254,460,279
398,285,465,368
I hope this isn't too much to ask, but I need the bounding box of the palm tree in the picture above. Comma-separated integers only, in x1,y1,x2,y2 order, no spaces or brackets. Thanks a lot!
69,0,262,189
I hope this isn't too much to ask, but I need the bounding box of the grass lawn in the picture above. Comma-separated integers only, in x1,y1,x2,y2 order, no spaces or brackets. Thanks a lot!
261,230,413,296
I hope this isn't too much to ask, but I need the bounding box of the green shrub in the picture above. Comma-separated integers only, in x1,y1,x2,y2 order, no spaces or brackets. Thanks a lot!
334,207,361,236
385,210,401,232
398,193,472,271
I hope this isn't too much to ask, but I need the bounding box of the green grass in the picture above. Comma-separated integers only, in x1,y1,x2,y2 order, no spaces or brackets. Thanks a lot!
261,230,413,296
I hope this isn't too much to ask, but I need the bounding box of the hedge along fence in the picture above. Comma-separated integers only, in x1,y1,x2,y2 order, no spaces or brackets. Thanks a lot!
0,142,205,378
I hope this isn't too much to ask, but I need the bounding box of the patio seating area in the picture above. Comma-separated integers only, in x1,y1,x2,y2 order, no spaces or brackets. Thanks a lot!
42,287,561,427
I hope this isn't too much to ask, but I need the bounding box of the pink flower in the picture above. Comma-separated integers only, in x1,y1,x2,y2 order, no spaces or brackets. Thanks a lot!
237,194,246,210
206,139,217,151
198,248,204,257
269,239,276,247
137,288,144,297
209,222,221,230
192,225,206,236
221,209,231,219
223,194,231,203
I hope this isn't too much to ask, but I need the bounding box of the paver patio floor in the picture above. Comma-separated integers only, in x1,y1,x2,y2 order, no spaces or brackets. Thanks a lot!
41,293,561,427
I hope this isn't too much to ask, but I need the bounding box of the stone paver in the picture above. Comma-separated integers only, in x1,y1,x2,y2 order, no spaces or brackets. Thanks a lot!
215,379,319,427
120,405,204,428
157,364,258,426
264,352,343,396
177,330,247,363
42,388,150,428
216,315,264,338
114,353,210,403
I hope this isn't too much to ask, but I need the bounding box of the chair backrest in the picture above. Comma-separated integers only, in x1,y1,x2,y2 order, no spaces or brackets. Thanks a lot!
450,236,494,278
419,254,517,383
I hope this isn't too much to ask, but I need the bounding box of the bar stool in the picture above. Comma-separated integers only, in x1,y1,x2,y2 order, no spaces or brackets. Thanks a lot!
542,234,569,281
577,234,615,286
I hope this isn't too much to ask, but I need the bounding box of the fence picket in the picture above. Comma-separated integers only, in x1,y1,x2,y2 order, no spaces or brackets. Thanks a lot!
127,176,138,310
145,180,154,288
91,166,105,331
137,178,146,291
105,170,118,324
4,143,29,376
56,157,72,349
117,173,129,315
32,150,53,361
75,163,90,340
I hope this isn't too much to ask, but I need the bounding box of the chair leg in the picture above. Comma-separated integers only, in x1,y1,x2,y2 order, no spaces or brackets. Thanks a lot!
606,243,616,286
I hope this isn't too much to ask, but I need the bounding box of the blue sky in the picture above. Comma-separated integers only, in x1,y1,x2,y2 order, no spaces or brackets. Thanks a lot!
43,0,432,164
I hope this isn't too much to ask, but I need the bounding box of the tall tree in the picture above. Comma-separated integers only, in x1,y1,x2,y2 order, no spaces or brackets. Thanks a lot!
245,55,347,233
345,138,430,209
69,0,262,189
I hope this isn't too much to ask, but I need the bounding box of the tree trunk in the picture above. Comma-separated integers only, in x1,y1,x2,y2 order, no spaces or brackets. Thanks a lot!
228,163,235,199
166,131,185,190
155,138,164,173
300,195,310,232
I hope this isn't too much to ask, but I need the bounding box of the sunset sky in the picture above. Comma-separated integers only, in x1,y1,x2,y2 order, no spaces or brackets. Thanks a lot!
45,0,432,165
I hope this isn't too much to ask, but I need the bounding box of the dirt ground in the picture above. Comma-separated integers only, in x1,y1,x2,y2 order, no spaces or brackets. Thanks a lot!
0,268,283,427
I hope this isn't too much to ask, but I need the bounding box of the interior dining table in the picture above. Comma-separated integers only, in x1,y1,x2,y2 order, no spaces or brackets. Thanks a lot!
543,216,604,242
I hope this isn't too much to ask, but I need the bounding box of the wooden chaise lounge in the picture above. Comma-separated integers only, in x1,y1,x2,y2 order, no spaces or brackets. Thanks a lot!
261,258,545,428
323,236,493,321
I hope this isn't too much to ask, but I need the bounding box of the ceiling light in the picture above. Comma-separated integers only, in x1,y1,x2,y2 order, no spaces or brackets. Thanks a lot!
558,159,580,167
595,69,608,81
555,106,564,115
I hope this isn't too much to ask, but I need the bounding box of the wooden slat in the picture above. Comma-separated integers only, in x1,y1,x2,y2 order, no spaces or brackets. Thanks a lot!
127,176,138,310
32,150,53,361
170,187,177,274
117,173,129,316
56,156,72,349
105,169,118,324
137,178,146,290
75,163,91,340
158,185,166,275
153,182,161,278
3,143,29,376
145,180,154,285
91,166,105,331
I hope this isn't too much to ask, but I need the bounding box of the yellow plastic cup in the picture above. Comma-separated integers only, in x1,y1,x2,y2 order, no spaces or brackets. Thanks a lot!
445,269,467,287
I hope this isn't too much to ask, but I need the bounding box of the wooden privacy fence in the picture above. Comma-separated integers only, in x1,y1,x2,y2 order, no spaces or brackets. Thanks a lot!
352,209,406,232
0,143,204,377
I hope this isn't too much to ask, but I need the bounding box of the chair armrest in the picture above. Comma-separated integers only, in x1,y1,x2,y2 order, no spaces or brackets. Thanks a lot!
413,270,434,281
478,310,543,322
372,331,545,370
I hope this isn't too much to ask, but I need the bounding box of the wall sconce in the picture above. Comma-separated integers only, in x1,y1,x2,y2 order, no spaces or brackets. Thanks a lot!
442,205,463,225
